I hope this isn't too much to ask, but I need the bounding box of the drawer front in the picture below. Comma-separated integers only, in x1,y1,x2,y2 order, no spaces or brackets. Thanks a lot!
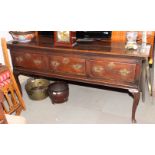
13,52,48,70
49,56,86,76
87,59,137,82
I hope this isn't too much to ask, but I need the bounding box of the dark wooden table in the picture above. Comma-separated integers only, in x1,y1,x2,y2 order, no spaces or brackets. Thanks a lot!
7,37,149,123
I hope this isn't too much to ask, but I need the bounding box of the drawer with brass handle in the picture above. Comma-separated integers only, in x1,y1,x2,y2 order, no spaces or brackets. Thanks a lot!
49,55,86,76
87,59,137,82
12,52,48,70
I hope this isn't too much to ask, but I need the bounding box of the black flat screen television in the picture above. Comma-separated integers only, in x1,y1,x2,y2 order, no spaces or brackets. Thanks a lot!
76,31,112,39
38,31,112,40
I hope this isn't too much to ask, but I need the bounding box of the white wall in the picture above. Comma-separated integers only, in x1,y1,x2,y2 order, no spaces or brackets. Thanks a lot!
0,31,12,64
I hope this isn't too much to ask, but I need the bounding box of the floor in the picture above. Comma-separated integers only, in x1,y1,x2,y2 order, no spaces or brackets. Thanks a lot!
19,75,155,124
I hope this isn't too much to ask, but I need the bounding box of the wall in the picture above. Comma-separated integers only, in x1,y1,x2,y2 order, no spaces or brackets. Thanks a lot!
0,31,12,64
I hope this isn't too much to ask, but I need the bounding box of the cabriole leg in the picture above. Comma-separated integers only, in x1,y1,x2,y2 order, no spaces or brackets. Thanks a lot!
129,89,140,123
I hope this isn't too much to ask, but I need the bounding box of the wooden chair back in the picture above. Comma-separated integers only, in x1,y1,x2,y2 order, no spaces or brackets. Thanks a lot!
1,38,26,115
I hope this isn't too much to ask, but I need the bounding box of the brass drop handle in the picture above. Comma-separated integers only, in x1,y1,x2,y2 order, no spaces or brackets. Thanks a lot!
120,69,130,76
62,58,70,64
93,66,104,73
51,61,60,68
72,64,82,70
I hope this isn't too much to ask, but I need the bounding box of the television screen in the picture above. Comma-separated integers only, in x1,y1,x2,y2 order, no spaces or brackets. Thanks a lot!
76,31,112,39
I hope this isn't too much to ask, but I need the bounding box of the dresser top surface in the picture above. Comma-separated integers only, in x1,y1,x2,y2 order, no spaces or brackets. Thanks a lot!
7,36,149,58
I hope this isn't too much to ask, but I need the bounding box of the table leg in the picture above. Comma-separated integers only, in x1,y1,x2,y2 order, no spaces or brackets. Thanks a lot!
129,89,140,123
141,61,146,102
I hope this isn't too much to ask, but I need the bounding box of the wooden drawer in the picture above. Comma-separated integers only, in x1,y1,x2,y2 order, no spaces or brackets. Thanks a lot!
12,52,48,70
87,59,137,83
49,55,86,76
